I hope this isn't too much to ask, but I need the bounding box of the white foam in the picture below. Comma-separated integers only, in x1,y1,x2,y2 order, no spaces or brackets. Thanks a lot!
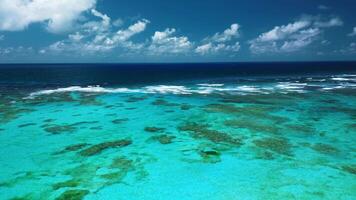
331,78,351,81
27,86,140,99
144,85,193,95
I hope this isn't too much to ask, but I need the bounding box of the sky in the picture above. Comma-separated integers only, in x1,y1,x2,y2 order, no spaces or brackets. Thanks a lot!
0,0,356,63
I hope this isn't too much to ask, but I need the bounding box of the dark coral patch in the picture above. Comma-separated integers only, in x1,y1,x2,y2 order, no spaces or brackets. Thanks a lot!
311,143,339,155
144,127,165,133
53,179,80,190
125,96,147,103
56,189,89,200
44,125,77,135
340,165,356,175
112,118,129,124
150,135,176,144
18,123,36,128
253,137,293,156
180,104,193,110
79,139,132,157
178,123,241,146
224,119,280,135
152,99,179,107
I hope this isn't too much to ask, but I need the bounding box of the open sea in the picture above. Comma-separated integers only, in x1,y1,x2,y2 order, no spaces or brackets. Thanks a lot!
0,62,355,200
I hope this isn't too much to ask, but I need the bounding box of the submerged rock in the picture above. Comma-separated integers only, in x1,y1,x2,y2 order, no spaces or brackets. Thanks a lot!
199,147,221,163
79,139,132,157
56,189,89,200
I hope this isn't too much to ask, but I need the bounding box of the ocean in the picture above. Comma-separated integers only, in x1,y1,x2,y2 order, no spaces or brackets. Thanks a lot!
0,62,355,200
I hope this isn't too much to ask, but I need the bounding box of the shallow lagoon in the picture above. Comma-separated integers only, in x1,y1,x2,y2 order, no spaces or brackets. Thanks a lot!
0,74,355,200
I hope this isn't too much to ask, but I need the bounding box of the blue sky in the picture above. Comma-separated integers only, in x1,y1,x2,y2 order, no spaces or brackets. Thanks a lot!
0,0,355,63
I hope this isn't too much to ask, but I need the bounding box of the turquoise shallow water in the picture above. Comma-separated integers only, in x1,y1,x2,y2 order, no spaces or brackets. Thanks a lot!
0,74,355,200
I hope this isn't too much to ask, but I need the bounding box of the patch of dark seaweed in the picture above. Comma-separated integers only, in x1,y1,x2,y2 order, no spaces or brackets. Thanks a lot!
150,134,176,144
78,94,102,106
253,137,293,156
152,99,179,107
56,189,89,200
144,127,165,133
340,165,356,175
44,121,99,134
18,123,36,128
125,96,147,103
79,139,132,157
178,122,242,146
53,179,80,190
112,118,129,124
224,119,280,135
89,126,103,130
44,125,77,135
311,143,339,155
205,104,287,123
180,104,193,110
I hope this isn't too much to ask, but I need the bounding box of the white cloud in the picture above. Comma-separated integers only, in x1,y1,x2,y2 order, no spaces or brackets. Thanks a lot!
209,23,240,43
348,27,356,37
0,35,4,41
148,28,192,55
0,0,96,33
254,21,310,42
195,42,240,55
196,23,241,55
249,16,342,54
46,9,149,54
280,28,320,52
314,17,343,28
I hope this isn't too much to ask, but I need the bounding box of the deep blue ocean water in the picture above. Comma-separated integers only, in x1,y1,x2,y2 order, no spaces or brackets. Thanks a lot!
0,62,355,200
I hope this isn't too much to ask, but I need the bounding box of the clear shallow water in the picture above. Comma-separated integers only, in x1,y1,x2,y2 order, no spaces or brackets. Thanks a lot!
0,64,356,200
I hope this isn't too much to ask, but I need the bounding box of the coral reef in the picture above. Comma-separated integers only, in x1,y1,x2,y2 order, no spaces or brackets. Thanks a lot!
178,122,241,146
55,189,89,200
79,139,132,157
150,135,176,144
144,127,165,133
253,137,293,156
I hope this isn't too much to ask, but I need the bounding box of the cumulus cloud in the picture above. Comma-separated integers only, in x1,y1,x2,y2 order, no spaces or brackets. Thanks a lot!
249,16,343,54
46,9,149,54
196,23,241,55
208,23,240,43
195,42,240,55
0,0,96,33
348,27,356,37
148,28,192,55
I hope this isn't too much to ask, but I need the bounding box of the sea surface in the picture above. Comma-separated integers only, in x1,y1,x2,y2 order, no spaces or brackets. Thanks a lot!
0,62,355,200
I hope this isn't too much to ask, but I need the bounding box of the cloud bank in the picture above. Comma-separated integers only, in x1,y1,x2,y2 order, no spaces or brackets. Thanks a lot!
0,0,96,33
